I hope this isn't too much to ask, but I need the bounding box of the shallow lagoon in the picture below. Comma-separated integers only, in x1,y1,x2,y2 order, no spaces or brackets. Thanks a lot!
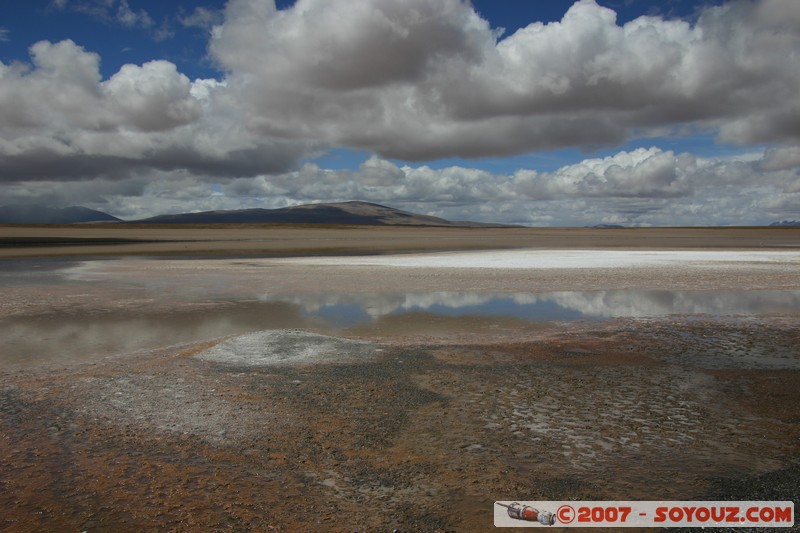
266,289,800,326
2,256,799,367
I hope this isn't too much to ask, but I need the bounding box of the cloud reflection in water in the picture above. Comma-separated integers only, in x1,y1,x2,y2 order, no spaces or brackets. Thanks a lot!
259,290,800,327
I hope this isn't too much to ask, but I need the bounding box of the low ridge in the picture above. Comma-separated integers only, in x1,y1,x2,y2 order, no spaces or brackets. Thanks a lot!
0,205,121,224
133,201,505,227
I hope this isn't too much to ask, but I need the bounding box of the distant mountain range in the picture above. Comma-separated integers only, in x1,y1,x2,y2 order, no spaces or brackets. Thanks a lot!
0,205,121,224
0,201,510,227
3,202,797,227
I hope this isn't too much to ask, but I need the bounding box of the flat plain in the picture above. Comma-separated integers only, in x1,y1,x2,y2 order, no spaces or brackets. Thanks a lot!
1,225,799,531
2,224,799,257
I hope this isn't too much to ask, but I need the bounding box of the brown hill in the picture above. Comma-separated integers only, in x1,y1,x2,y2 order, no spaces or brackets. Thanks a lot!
134,201,511,227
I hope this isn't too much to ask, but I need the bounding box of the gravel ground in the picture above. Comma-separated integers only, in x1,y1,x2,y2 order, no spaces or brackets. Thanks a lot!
663,464,800,532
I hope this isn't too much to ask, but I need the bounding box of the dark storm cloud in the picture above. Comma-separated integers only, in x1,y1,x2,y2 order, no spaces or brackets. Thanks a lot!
0,142,308,183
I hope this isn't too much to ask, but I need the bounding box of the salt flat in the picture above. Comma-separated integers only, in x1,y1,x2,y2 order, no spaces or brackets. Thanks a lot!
276,248,800,269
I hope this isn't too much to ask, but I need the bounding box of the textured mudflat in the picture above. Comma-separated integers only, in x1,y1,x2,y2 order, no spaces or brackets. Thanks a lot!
1,317,798,532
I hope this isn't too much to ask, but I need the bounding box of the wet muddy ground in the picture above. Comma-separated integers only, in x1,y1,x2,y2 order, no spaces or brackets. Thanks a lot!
1,317,799,532
1,253,799,531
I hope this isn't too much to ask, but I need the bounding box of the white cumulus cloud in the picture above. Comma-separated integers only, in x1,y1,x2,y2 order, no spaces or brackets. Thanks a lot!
0,40,314,182
209,0,800,160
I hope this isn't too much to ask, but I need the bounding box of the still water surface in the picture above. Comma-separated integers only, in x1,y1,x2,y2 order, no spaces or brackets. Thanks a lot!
266,290,800,326
2,259,799,368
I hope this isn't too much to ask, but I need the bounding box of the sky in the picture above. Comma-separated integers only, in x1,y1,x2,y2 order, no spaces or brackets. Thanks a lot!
1,0,799,226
